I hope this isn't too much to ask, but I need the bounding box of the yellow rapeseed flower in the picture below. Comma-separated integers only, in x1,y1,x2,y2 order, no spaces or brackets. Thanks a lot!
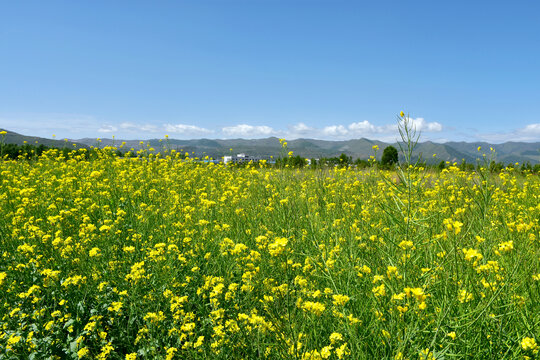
89,247,101,257
332,294,350,306
330,332,343,344
268,237,288,256
372,284,386,297
302,301,326,316
521,337,538,353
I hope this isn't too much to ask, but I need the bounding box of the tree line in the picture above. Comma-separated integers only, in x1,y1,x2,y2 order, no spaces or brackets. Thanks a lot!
2,143,539,173
0,143,123,160
276,146,540,173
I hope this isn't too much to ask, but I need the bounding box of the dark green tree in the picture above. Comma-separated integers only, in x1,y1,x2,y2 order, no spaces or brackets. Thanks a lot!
438,160,446,171
338,153,352,167
381,146,398,166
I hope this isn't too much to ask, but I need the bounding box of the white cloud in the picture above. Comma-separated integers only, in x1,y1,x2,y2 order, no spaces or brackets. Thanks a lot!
426,122,443,132
118,122,135,130
317,117,442,139
346,120,397,135
97,122,213,137
348,120,378,133
291,122,313,133
222,124,276,137
98,125,118,133
0,112,454,141
521,123,540,134
164,124,213,135
119,122,159,133
408,117,443,132
284,122,318,139
479,123,540,143
322,125,348,136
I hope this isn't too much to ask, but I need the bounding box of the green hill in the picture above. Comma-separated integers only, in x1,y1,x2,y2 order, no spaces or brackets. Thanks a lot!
0,129,88,149
1,128,538,164
75,136,539,164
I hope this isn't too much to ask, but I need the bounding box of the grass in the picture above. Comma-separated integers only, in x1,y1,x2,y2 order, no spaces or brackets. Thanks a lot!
0,144,538,359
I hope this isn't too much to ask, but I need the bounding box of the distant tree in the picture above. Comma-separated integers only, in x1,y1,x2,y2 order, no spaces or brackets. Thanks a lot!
290,155,307,168
521,162,532,172
438,160,446,171
489,160,503,173
354,158,370,169
275,155,307,168
338,153,352,167
381,146,398,166
459,159,475,171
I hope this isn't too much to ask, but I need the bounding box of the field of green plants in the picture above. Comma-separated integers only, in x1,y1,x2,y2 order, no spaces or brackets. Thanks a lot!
1,131,539,359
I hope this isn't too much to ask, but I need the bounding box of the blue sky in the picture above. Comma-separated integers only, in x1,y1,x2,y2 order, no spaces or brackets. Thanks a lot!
1,0,539,142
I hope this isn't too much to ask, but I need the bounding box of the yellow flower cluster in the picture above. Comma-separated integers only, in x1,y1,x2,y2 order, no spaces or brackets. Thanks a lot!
0,147,538,359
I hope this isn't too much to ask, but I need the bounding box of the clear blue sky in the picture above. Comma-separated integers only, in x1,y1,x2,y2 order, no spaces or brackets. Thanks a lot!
1,0,539,142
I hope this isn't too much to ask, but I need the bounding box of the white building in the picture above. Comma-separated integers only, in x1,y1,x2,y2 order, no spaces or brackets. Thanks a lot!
223,153,266,164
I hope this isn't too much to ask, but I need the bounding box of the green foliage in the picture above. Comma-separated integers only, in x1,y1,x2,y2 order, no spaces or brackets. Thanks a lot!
381,146,398,166
438,160,446,171
0,146,539,359
0,143,50,160
275,154,308,168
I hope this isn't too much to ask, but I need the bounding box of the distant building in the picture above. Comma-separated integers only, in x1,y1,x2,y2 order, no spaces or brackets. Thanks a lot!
223,153,267,164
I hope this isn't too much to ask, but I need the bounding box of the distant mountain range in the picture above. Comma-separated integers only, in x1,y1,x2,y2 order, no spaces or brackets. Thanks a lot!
2,128,539,164
0,128,90,149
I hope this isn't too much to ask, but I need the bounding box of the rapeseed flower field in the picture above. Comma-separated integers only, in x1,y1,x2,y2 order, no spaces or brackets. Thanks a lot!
0,144,539,359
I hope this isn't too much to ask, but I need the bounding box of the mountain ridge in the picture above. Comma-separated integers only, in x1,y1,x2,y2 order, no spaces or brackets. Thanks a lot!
2,128,539,164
